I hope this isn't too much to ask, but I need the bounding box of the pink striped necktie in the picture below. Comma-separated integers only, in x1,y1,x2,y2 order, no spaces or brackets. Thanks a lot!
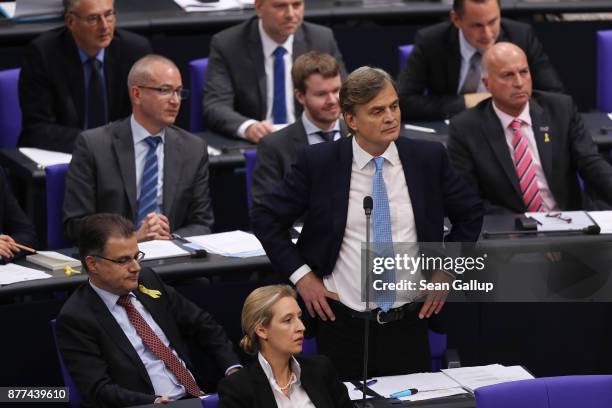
510,119,544,213
117,295,202,397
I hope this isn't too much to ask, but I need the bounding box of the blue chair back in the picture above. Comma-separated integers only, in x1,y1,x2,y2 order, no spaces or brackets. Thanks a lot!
50,319,82,408
597,30,612,112
243,149,257,208
0,68,22,148
189,58,209,132
45,163,70,249
397,44,414,73
475,375,612,408
202,393,219,407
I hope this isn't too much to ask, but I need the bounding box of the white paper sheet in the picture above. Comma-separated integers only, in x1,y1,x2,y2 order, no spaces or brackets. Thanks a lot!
173,0,243,12
187,231,265,257
0,263,51,285
19,148,71,168
138,240,190,261
587,211,612,234
442,364,533,392
526,211,594,232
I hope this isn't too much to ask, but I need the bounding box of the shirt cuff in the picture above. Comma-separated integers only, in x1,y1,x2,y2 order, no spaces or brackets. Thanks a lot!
225,364,243,376
237,120,257,139
289,264,311,285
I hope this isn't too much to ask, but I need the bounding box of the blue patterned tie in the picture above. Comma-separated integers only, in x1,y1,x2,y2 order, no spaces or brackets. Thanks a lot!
372,157,396,311
272,46,287,124
136,136,162,227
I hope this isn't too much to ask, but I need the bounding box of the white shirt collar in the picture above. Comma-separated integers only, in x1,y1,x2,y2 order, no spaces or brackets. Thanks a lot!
258,19,294,58
492,100,532,130
301,112,340,135
352,137,401,170
89,280,136,311
258,352,302,386
458,29,481,64
130,114,166,146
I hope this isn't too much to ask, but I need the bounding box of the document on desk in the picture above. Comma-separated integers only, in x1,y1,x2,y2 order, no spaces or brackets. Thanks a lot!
138,240,190,261
187,231,265,257
19,148,72,168
587,211,612,234
173,0,243,12
526,211,595,232
0,263,51,285
442,364,533,392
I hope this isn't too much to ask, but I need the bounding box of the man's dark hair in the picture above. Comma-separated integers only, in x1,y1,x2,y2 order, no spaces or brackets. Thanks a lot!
78,213,134,272
291,51,340,94
340,66,396,115
452,0,499,17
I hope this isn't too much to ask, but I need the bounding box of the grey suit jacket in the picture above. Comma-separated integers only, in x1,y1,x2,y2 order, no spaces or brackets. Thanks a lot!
63,117,214,241
447,91,612,213
251,117,349,205
203,17,345,137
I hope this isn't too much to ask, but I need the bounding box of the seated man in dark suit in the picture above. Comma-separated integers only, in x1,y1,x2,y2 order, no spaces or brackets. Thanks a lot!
63,54,214,242
19,0,152,153
0,168,36,260
251,51,348,205
251,67,483,379
398,0,563,121
56,213,240,408
448,42,612,214
203,0,345,143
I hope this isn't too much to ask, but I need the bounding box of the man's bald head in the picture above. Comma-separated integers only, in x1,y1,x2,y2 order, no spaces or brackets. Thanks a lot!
481,42,532,116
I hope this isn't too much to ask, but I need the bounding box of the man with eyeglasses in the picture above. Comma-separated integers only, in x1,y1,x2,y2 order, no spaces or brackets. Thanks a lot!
18,0,152,153
63,54,214,243
56,213,241,407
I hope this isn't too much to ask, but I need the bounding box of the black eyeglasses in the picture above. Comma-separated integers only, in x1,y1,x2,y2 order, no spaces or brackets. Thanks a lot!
137,85,190,100
70,10,116,26
546,212,572,224
92,251,145,265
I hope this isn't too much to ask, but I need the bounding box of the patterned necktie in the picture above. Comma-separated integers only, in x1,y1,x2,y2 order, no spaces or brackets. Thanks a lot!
315,130,337,143
459,51,482,94
272,46,287,124
510,119,544,212
86,58,106,129
371,157,396,311
136,136,162,227
117,295,202,397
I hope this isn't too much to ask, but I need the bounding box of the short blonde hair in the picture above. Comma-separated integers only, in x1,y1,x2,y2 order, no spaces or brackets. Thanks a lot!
240,285,297,355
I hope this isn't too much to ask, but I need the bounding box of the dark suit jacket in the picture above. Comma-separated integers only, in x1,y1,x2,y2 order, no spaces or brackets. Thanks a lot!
0,167,36,259
217,355,352,408
18,27,152,153
203,17,346,137
63,118,214,242
251,118,349,205
447,91,612,213
251,137,483,279
397,19,564,121
56,267,240,408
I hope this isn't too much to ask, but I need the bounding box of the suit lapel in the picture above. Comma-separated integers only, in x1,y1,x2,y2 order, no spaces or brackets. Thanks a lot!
482,102,523,198
251,362,279,407
396,138,426,240
162,128,182,224
529,99,553,188
447,26,462,93
332,138,353,244
112,119,138,219
104,35,121,120
292,118,309,146
248,20,267,119
62,31,86,127
299,360,328,408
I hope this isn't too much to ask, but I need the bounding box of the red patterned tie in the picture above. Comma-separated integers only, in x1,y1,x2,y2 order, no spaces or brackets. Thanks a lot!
117,295,202,397
510,119,544,212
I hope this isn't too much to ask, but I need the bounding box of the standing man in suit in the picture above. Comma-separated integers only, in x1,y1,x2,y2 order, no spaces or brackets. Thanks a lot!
56,213,240,408
0,168,36,260
251,51,348,205
203,0,345,143
18,0,152,153
397,0,563,121
448,42,612,213
251,67,483,379
63,54,214,242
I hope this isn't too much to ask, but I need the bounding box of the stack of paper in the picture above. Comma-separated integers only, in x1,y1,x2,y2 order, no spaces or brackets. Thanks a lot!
173,0,244,12
27,251,81,271
138,240,190,261
442,364,534,392
19,148,72,168
0,264,51,285
187,231,265,257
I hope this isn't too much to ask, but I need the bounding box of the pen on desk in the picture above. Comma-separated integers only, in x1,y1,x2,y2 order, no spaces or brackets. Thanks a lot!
354,379,377,390
389,388,418,398
14,242,36,254
404,124,436,133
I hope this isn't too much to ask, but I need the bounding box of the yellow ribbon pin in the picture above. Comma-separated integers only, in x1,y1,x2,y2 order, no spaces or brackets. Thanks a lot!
544,133,550,143
64,265,81,276
138,284,162,299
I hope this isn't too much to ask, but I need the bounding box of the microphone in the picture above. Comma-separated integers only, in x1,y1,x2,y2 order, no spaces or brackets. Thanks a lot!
363,196,373,216
362,196,373,406
483,224,600,238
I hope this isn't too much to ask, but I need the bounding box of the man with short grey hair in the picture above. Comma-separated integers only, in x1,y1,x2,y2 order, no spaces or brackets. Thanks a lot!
252,66,483,379
19,0,151,153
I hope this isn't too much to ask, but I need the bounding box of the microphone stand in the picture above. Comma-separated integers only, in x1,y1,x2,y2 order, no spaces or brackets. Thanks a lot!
362,199,372,406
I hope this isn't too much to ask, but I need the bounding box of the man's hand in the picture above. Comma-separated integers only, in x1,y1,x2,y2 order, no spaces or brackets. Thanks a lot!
154,395,170,404
418,270,452,319
245,120,275,144
464,92,491,108
295,272,339,321
0,235,19,259
135,213,172,242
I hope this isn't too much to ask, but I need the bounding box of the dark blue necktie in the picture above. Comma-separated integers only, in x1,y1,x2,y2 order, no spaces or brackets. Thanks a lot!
86,57,106,129
315,130,337,143
136,136,162,227
272,46,287,124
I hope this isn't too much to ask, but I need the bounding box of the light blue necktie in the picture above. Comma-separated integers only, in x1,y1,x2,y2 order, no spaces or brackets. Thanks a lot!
136,136,162,227
272,46,287,124
372,156,396,311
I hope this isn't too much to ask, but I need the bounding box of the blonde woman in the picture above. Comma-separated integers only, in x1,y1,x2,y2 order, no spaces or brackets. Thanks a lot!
218,285,352,408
